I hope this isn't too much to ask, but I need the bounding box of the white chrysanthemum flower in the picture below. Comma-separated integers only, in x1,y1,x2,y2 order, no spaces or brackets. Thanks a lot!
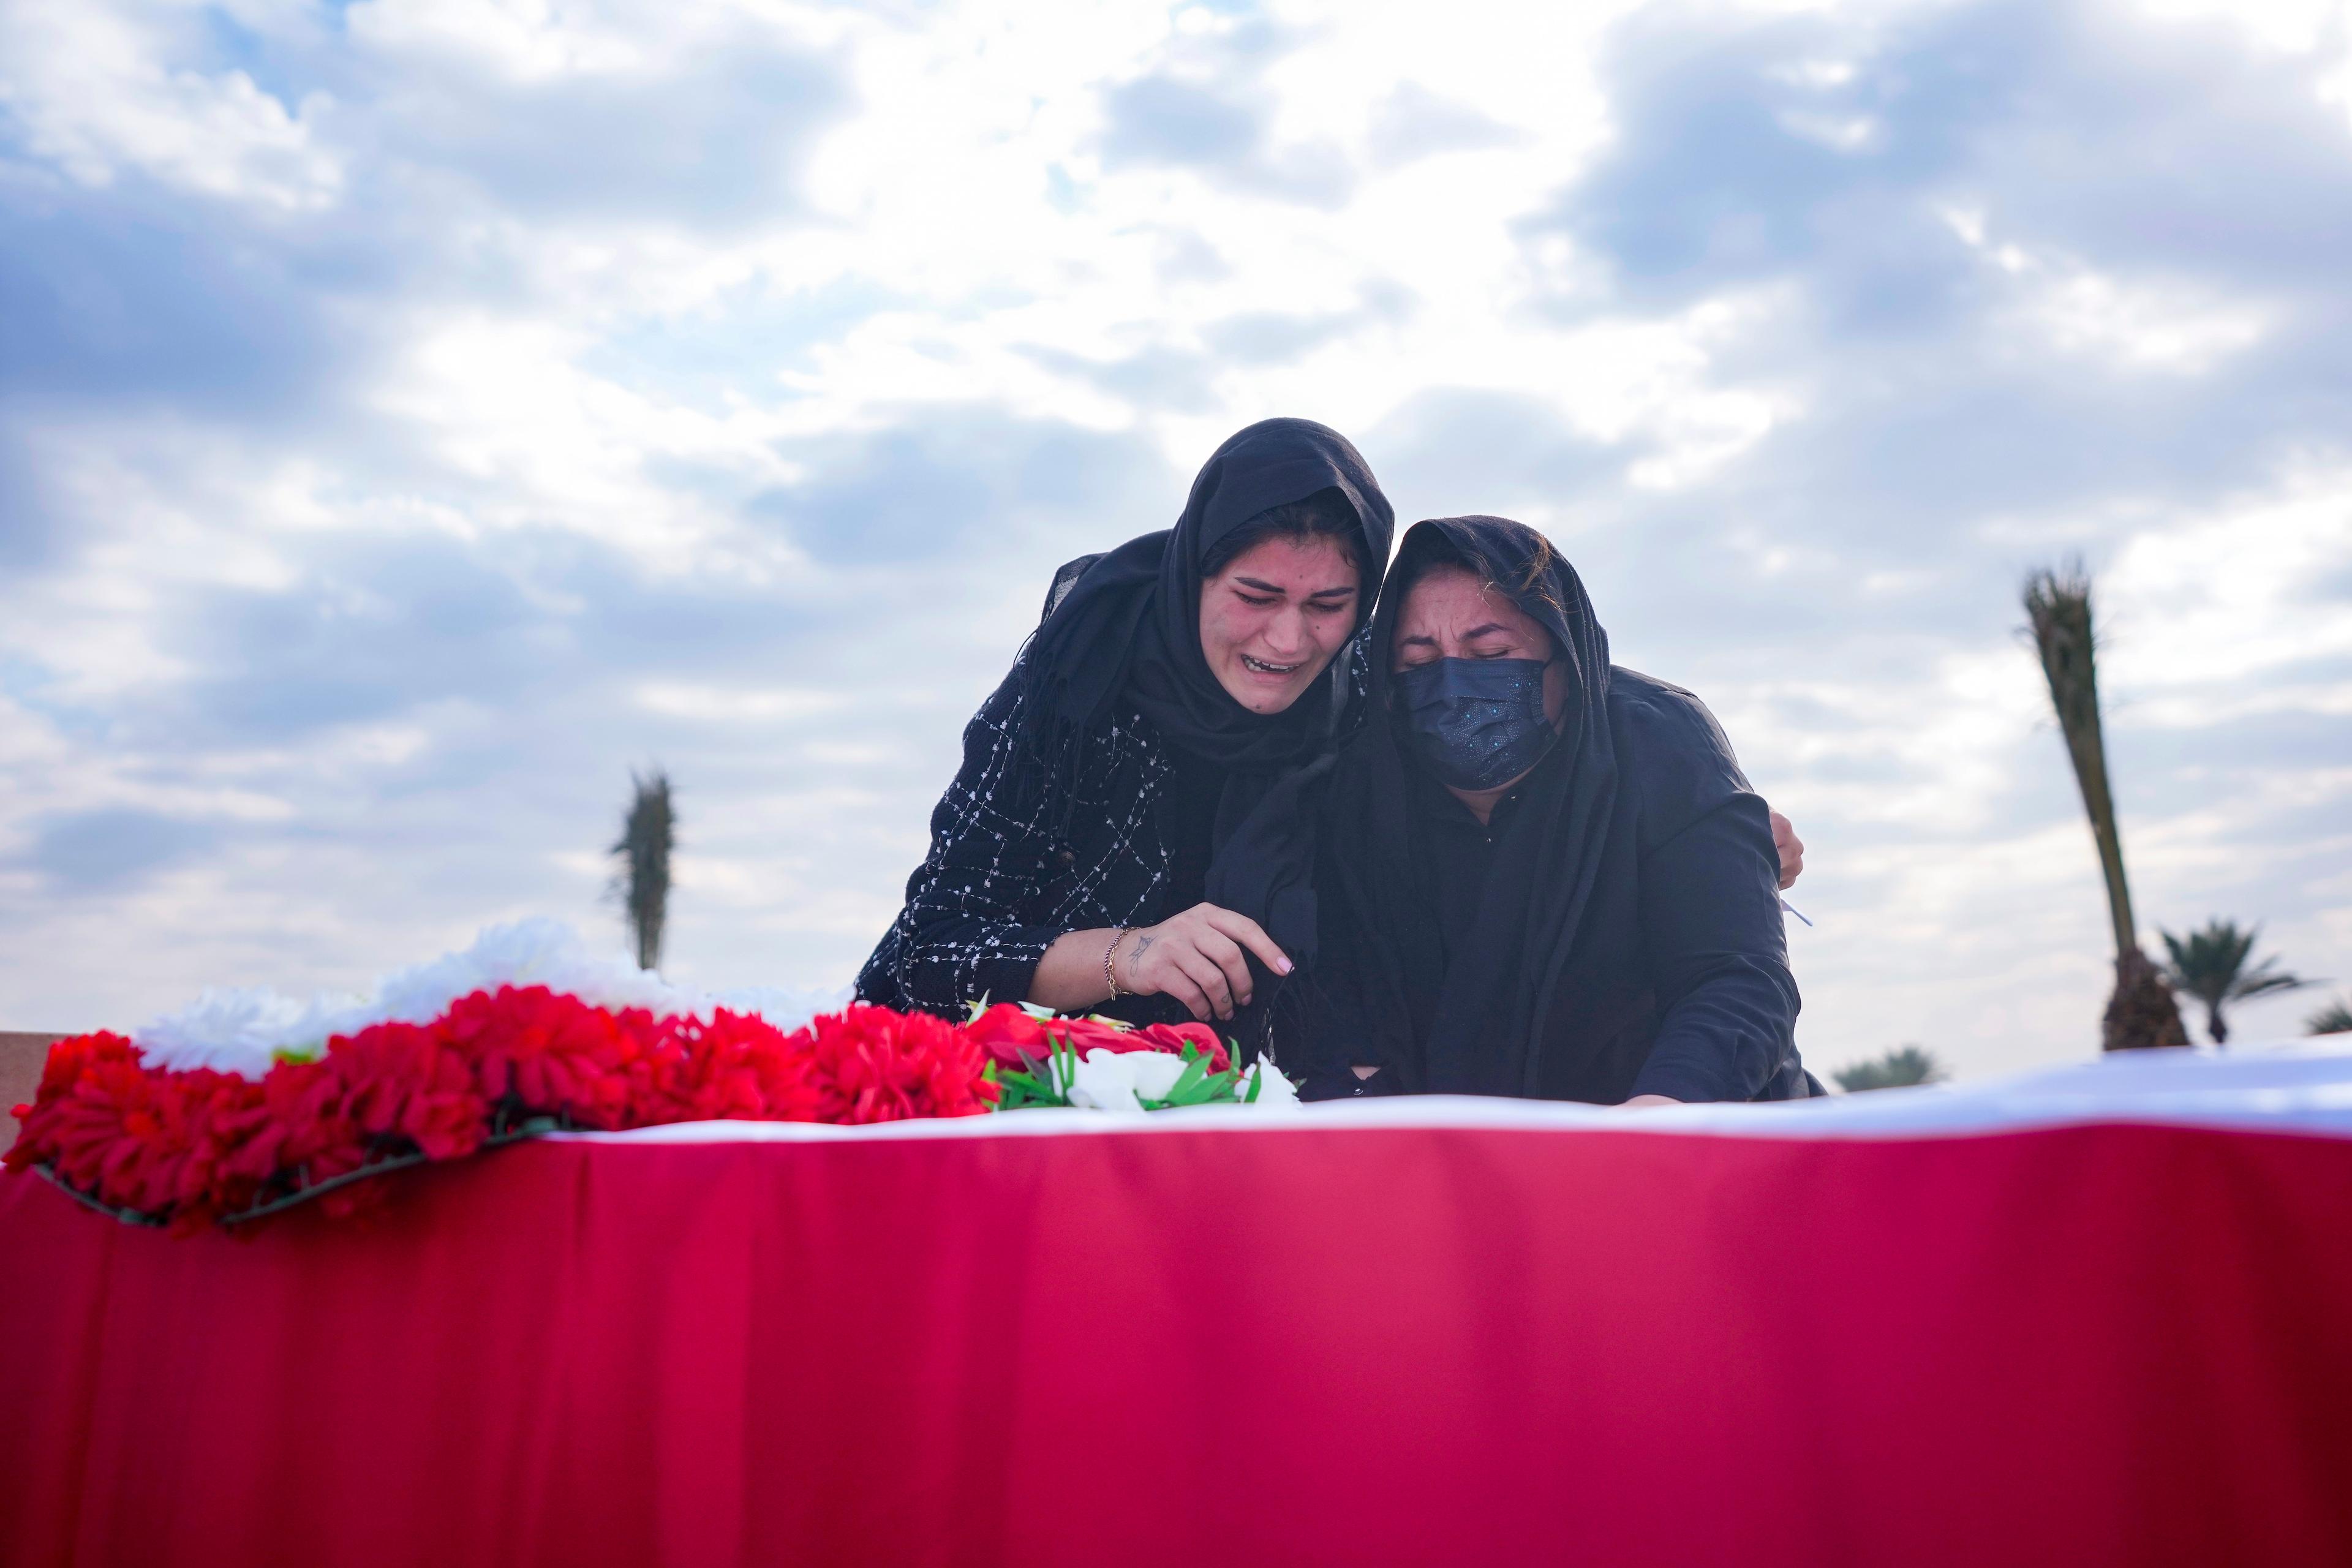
131,919,850,1079
707,984,853,1031
135,987,364,1077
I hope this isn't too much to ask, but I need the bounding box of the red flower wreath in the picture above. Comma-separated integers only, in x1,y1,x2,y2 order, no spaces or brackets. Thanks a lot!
7,989,1010,1233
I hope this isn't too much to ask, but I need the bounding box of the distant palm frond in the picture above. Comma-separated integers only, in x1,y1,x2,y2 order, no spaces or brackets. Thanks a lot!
1833,1046,1950,1093
2159,919,2312,1045
610,769,675,973
2308,997,2352,1037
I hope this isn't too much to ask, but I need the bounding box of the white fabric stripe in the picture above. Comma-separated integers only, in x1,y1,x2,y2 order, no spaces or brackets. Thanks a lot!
550,1036,2352,1147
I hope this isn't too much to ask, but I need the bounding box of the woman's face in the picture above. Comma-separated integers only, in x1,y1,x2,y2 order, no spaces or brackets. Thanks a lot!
1391,565,1567,726
1197,533,1362,715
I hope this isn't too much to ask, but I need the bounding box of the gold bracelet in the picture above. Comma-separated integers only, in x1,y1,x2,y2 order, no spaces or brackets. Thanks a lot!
1103,928,1129,1001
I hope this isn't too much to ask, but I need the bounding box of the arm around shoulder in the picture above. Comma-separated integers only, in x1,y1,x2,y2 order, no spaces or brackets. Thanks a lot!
1613,678,1802,1102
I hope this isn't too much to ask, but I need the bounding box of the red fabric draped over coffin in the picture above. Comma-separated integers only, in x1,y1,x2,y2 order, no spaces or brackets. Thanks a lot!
4,1120,2351,1567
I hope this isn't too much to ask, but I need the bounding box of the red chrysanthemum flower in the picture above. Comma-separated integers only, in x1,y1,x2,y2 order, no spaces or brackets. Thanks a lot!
168,1069,271,1226
330,1020,489,1162
442,986,639,1129
799,1004,999,1123
214,1057,368,1194
83,1063,202,1218
5,1031,140,1176
625,1008,822,1126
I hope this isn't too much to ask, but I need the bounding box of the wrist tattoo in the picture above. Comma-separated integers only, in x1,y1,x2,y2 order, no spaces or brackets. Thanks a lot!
1132,934,1158,962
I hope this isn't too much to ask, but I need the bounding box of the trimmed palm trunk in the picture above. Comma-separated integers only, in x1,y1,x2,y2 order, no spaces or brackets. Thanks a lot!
612,770,676,973
2022,566,2188,1051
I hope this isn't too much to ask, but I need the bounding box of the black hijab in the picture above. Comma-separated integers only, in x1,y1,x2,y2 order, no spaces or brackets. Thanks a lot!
1023,418,1392,767
1316,516,1633,1096
1019,418,1395,985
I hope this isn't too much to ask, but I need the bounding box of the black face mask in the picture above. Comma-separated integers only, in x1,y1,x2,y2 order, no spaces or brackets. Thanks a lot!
1393,657,1559,792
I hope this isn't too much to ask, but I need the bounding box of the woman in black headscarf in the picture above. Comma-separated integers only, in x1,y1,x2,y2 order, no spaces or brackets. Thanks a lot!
1297,515,1814,1103
857,419,1394,1043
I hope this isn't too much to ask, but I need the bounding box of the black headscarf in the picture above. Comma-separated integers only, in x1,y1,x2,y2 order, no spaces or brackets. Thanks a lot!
1020,419,1395,981
1024,418,1392,766
1316,516,1633,1096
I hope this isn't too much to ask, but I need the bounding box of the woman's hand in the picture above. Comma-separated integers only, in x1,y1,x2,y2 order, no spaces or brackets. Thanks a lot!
1770,810,1805,891
1117,902,1292,1022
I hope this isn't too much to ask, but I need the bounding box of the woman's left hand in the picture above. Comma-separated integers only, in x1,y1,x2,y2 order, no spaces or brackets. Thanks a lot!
1770,810,1804,890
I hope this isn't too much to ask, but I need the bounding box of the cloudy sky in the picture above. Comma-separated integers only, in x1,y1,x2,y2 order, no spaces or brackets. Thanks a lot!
4,0,2350,1077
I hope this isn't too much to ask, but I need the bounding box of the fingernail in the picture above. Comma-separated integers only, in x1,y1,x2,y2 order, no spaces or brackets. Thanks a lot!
1278,958,1294,974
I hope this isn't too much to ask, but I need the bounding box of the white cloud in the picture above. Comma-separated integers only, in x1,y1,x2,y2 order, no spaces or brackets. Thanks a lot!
0,3,341,209
2034,271,2272,374
370,315,803,561
1774,109,1879,150
2105,466,2352,693
2130,0,2351,55
631,683,845,723
1943,210,2275,374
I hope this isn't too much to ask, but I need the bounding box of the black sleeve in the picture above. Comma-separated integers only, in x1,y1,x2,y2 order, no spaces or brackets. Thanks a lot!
854,663,1071,1015
1619,685,1803,1103
1277,919,1385,1098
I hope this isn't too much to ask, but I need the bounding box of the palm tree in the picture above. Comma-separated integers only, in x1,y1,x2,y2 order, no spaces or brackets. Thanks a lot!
611,769,676,972
2308,998,2352,1037
1833,1046,1950,1092
2158,920,2311,1045
2022,563,2188,1050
